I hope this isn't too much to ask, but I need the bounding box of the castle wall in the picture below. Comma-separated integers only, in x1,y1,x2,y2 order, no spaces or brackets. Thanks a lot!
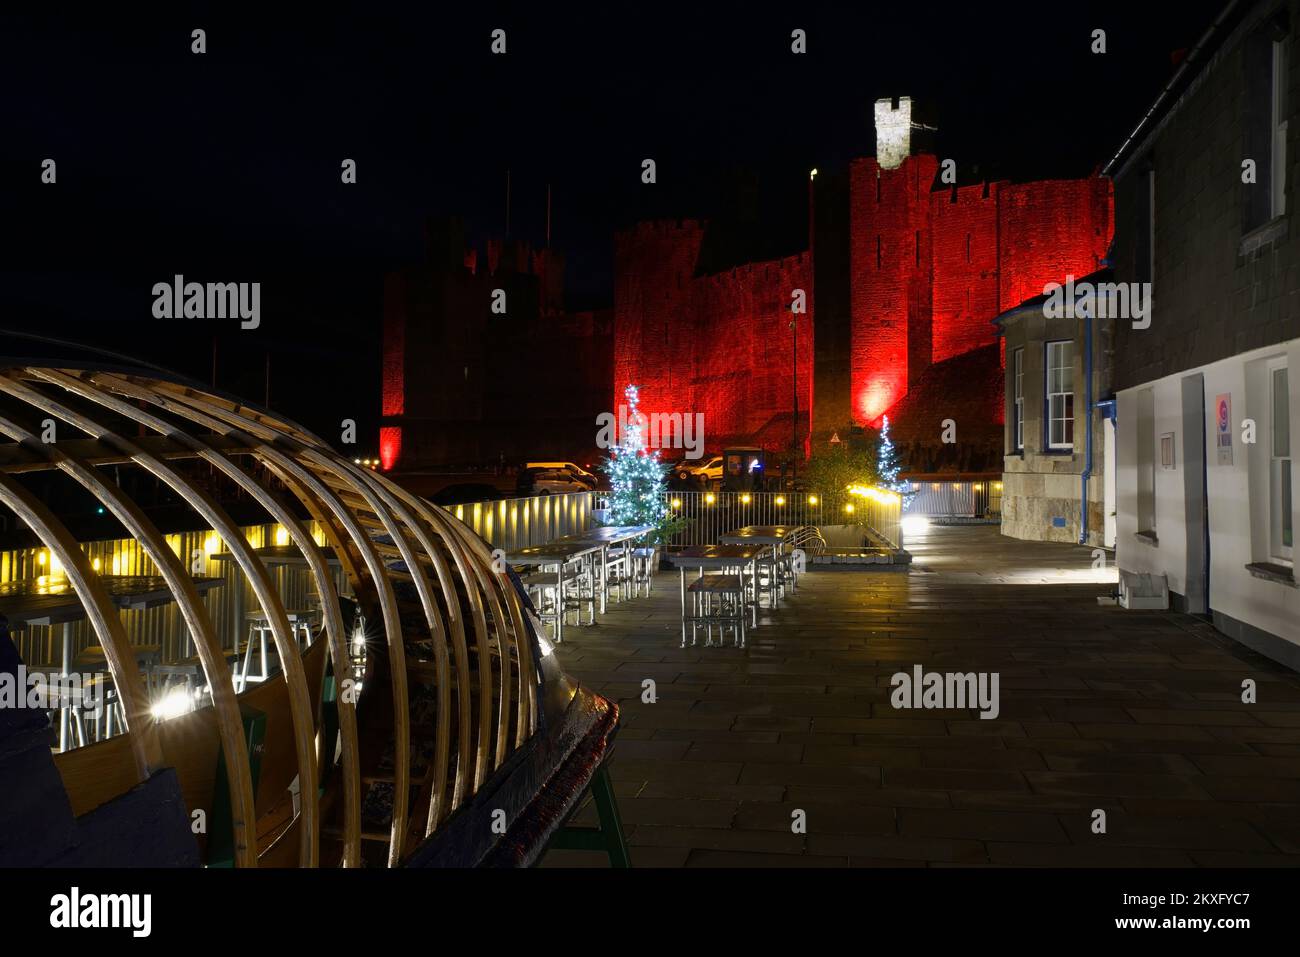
930,183,1001,365
843,162,1112,431
613,220,812,454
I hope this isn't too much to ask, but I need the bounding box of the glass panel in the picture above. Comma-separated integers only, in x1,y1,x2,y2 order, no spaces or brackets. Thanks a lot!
1283,461,1292,549
1273,367,1290,457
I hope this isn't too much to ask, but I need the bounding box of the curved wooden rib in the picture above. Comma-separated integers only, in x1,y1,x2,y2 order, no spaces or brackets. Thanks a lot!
338,471,456,834
327,465,494,791
404,492,539,743
5,370,320,867
113,379,412,864
0,411,258,868
158,382,507,801
0,472,160,781
69,372,361,866
115,373,541,845
138,383,473,837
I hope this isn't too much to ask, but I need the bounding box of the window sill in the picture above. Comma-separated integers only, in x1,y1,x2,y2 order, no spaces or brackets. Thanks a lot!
1134,529,1159,546
1042,447,1075,456
1239,215,1288,256
1245,561,1297,587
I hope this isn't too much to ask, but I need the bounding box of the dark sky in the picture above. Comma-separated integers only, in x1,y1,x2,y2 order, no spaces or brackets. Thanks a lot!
0,2,1224,451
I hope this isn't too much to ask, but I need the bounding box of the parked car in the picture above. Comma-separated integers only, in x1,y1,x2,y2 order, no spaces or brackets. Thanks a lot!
525,461,599,488
676,454,723,485
430,483,505,506
517,467,590,496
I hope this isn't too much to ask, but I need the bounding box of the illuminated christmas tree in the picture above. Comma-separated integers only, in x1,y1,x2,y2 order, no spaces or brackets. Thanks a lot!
876,415,914,507
602,384,671,530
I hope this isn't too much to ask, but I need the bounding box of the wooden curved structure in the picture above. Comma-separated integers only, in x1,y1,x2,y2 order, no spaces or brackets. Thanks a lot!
0,362,618,868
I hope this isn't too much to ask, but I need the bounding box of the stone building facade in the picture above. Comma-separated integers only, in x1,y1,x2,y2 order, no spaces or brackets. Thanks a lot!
996,273,1117,548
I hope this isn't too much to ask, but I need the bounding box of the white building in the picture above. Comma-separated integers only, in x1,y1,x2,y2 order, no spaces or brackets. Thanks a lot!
1106,0,1299,669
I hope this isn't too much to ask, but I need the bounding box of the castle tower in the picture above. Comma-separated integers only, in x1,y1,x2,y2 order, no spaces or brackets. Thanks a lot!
874,96,915,171
848,149,938,427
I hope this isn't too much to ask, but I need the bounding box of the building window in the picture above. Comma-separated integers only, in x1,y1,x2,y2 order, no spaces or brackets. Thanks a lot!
1272,39,1289,220
1135,166,1154,288
1013,347,1024,452
1045,340,1074,450
1245,24,1289,230
1271,360,1293,562
1137,388,1157,537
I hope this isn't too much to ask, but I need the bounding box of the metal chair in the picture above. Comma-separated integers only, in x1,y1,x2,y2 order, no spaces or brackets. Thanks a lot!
780,525,826,592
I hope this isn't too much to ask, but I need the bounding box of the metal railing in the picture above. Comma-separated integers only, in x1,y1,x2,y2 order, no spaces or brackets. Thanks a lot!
591,489,903,550
2,522,349,671
440,490,591,551
905,477,1003,519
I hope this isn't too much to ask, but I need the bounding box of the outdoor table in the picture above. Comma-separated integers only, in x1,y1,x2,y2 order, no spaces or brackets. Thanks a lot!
718,526,798,605
503,541,604,641
210,545,341,568
552,525,654,609
0,574,223,748
665,544,768,647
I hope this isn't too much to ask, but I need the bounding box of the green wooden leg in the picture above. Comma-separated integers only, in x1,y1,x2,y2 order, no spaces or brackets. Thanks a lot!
546,763,630,867
318,662,340,795
589,765,630,867
207,704,267,868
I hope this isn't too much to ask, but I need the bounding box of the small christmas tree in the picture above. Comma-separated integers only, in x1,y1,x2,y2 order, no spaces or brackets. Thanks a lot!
876,415,914,507
602,384,681,539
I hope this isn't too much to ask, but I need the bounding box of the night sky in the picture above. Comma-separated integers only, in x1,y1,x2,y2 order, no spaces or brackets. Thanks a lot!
0,2,1223,451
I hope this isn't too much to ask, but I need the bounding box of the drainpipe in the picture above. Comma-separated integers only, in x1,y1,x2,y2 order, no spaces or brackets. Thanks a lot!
1079,306,1094,546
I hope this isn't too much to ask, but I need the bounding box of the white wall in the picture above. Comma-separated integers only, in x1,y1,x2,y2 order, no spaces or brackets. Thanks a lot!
1117,338,1300,651
1117,377,1187,592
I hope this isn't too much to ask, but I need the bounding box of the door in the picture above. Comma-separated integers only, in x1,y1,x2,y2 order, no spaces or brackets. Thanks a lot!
1181,374,1210,615
1103,417,1117,548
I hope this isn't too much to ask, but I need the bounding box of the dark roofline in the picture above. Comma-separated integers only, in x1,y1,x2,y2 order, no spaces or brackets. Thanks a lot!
991,268,1114,326
0,328,328,445
1103,0,1255,177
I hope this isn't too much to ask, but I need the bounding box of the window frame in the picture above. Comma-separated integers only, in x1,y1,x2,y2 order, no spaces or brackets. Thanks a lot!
1272,38,1289,220
1269,357,1293,564
1045,339,1075,451
1013,347,1024,453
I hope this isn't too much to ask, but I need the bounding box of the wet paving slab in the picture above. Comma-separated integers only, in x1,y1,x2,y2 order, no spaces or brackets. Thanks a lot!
540,524,1300,867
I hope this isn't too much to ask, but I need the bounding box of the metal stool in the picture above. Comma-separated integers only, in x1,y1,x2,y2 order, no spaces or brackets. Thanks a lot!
520,563,591,642
685,574,746,648
631,546,657,597
238,610,315,691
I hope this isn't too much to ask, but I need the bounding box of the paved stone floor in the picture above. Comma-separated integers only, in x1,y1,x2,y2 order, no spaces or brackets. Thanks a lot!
539,524,1300,867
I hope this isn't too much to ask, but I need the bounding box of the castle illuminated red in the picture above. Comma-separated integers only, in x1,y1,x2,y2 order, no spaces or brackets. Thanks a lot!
380,97,1113,474
614,96,1114,471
